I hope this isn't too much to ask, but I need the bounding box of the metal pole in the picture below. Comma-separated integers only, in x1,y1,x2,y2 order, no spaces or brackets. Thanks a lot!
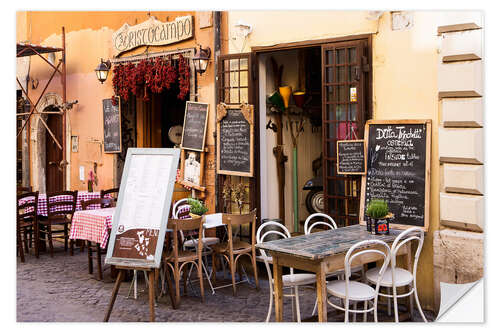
62,26,67,190
293,146,298,233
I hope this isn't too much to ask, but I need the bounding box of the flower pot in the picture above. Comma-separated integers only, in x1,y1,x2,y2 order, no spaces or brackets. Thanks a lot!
366,213,393,235
292,91,306,108
279,86,292,109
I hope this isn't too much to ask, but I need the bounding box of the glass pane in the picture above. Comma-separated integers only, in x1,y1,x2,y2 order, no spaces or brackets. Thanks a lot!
348,104,357,121
326,67,333,83
336,66,345,83
224,71,230,88
328,161,336,177
224,88,230,103
224,60,230,72
336,49,346,64
230,59,239,71
336,105,346,121
230,71,239,88
348,65,355,82
335,86,347,102
240,70,248,86
240,88,248,104
230,88,239,103
326,122,336,140
326,86,334,102
327,104,335,120
240,58,248,70
328,198,336,216
326,50,333,65
348,47,357,63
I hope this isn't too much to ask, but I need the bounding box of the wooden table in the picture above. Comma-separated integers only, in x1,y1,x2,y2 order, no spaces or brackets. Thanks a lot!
256,225,410,322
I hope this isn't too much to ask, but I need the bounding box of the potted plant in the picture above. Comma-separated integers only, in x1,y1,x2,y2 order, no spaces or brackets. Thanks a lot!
365,199,393,235
187,197,208,218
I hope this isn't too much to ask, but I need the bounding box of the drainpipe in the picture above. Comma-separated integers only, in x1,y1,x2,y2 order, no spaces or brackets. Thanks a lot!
214,11,221,212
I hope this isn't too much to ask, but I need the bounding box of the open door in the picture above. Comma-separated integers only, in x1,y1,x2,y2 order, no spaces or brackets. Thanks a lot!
45,111,64,193
321,40,370,226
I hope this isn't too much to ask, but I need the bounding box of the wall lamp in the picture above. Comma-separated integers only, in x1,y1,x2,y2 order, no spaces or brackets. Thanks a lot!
192,45,211,76
95,58,111,84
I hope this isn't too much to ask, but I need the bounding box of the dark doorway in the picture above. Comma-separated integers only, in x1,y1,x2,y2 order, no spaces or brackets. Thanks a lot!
45,108,64,193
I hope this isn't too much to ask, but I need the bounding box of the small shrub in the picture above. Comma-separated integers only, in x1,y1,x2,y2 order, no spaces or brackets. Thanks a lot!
366,199,389,219
187,198,209,216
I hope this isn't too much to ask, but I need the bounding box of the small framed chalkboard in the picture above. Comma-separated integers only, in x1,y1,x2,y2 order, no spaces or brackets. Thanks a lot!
103,97,122,153
180,101,209,152
216,103,254,177
336,139,366,175
359,119,431,231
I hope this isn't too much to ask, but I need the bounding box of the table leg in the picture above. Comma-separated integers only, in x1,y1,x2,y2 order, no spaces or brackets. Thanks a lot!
316,261,327,322
273,258,283,322
148,270,156,322
405,242,414,319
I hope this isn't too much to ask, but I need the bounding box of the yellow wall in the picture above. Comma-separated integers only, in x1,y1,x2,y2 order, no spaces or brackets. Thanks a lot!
226,10,445,312
17,11,217,210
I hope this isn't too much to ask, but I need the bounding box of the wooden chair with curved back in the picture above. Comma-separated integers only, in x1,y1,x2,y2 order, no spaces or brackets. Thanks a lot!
17,191,39,262
101,188,119,205
81,198,115,280
164,216,205,308
40,191,78,257
211,209,260,296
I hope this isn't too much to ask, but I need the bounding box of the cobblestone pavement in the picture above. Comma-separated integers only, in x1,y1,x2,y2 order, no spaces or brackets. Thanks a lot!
17,241,434,322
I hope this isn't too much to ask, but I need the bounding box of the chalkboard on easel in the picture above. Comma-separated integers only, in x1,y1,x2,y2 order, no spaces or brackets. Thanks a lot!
181,101,209,152
216,103,254,177
337,140,366,175
103,98,121,153
359,120,431,231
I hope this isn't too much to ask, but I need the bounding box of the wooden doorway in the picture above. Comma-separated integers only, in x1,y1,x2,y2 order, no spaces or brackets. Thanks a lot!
45,110,64,193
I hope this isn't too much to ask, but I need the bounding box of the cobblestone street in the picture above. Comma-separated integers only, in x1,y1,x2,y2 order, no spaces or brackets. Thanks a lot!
17,241,434,322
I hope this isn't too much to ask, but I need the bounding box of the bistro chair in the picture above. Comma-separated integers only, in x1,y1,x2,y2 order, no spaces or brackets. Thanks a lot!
305,213,364,316
101,187,119,204
81,198,113,280
257,220,316,322
326,239,392,322
17,186,32,195
164,217,205,308
39,191,77,257
211,209,259,296
17,191,39,262
365,227,427,322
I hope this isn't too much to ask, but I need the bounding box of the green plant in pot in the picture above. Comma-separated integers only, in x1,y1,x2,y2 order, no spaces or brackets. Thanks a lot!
365,199,393,235
187,198,208,218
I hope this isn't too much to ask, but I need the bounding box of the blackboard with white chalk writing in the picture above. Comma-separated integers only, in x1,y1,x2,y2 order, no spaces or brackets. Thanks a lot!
181,102,209,152
103,98,121,153
217,105,254,177
337,140,366,175
359,120,431,231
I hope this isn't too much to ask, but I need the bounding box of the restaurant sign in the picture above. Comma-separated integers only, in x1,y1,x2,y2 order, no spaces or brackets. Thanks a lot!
112,16,193,55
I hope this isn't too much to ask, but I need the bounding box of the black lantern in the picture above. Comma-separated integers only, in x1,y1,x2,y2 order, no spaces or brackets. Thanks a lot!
192,45,211,75
95,58,111,84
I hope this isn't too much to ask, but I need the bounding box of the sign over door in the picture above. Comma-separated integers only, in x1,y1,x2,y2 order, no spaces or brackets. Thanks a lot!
359,120,431,231
105,148,180,268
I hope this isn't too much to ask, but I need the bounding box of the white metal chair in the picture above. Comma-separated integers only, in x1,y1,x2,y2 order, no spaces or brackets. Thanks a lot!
326,239,392,322
304,213,364,316
256,221,316,322
365,227,427,322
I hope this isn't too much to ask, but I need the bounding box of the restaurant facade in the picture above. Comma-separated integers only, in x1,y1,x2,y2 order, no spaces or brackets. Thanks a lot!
16,10,484,315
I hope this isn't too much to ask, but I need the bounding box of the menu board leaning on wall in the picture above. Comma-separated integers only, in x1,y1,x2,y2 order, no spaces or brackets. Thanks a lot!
103,97,122,153
105,148,180,269
359,119,431,231
180,101,209,152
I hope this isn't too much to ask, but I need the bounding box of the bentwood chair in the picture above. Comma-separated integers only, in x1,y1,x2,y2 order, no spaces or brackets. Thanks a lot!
101,188,119,205
365,227,427,322
17,191,39,262
257,221,316,322
164,217,205,308
81,198,113,280
39,191,77,257
211,209,260,296
326,239,392,322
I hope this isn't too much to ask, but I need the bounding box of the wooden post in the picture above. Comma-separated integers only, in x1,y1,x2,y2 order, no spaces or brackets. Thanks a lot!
103,269,124,322
316,261,327,322
148,270,156,322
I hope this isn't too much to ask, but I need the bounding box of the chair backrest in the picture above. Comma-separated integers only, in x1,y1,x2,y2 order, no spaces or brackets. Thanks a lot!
101,188,119,202
256,221,292,278
167,217,204,258
343,239,392,305
46,190,78,219
17,191,39,223
172,198,190,219
304,213,337,234
17,186,32,195
222,209,257,242
390,227,425,277
81,198,114,210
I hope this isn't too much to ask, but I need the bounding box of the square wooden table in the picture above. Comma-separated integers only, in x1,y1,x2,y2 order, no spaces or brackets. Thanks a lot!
256,224,411,322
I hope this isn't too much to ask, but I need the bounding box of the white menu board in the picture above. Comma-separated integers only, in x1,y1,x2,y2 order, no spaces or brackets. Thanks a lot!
105,148,180,269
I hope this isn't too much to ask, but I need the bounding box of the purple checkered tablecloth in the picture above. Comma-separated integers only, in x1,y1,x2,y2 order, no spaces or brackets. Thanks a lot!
18,191,109,216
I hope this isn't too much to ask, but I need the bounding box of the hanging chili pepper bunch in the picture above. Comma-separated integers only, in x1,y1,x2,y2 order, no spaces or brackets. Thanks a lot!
177,54,190,100
163,56,178,90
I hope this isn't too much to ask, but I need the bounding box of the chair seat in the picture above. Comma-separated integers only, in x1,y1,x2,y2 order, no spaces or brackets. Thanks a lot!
183,237,220,248
165,250,198,262
40,218,71,225
365,267,414,287
326,280,376,301
211,240,251,254
280,273,317,287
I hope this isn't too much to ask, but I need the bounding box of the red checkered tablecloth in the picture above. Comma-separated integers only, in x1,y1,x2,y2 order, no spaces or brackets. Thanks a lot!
18,191,108,216
70,207,115,249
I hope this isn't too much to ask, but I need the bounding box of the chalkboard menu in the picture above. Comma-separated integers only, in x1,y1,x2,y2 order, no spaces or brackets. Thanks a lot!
181,102,209,151
360,120,431,231
337,140,366,175
216,104,254,177
103,98,121,153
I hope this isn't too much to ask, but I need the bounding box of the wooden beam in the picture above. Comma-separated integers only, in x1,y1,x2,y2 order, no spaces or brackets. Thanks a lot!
38,116,62,150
